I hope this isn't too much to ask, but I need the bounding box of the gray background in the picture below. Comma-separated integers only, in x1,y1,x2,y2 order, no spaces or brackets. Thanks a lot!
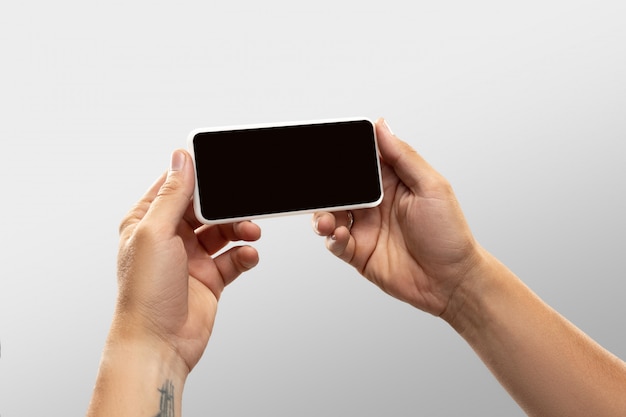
1,1,625,416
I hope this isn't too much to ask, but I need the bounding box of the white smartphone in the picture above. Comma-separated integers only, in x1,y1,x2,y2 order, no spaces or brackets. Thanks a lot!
187,117,384,225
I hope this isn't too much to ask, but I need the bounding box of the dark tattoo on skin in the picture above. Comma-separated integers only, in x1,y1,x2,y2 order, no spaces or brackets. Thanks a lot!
154,380,174,417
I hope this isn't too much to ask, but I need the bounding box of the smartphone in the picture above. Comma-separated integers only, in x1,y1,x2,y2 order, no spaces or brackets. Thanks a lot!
187,117,383,225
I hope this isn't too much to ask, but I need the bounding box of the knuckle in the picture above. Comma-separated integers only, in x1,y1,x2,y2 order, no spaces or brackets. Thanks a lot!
157,174,183,199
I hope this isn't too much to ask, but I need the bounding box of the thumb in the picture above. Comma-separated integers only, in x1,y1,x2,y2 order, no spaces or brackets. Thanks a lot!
143,149,195,233
375,118,443,193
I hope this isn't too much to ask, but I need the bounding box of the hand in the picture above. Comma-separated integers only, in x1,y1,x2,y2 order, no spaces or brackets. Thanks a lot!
312,119,481,316
114,149,261,373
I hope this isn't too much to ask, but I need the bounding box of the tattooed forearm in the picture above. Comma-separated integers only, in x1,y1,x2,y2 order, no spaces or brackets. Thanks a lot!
155,380,174,417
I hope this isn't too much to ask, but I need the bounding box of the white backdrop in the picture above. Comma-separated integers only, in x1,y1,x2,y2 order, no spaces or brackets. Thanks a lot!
1,1,625,416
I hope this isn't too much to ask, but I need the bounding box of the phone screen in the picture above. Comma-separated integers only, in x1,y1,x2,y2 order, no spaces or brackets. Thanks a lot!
189,118,383,224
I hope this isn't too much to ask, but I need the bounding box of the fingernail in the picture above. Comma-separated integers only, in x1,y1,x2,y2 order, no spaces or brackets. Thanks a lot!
382,118,394,135
313,217,320,233
170,150,185,172
241,253,259,269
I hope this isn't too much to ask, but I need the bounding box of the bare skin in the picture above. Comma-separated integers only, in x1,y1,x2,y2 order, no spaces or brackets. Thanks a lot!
313,118,626,416
87,150,261,416
87,119,626,416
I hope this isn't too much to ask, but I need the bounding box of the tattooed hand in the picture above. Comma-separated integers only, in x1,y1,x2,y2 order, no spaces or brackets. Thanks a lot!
87,150,261,416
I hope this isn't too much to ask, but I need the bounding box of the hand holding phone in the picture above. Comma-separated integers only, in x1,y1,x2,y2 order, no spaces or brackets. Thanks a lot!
188,117,383,224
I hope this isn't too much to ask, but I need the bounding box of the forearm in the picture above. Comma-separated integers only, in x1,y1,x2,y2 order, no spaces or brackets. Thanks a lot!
86,329,189,417
443,247,626,417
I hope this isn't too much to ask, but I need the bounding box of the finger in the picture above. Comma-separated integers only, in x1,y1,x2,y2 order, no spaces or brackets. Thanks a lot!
233,220,262,242
312,210,354,236
325,226,356,263
312,211,337,236
196,221,262,255
143,150,195,235
213,245,260,287
312,210,357,262
119,172,167,237
375,118,442,193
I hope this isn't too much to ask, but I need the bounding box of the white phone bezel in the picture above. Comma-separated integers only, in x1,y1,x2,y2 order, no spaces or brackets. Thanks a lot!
187,117,384,225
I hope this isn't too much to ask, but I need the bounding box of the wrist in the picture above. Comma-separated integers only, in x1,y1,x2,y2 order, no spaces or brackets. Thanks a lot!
440,246,508,337
104,330,191,381
108,311,191,377
87,328,189,416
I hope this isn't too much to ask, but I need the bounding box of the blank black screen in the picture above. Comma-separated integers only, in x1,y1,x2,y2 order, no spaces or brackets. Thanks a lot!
192,119,382,222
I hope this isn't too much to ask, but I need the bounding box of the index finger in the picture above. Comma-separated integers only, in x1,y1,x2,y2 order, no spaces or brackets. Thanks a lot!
196,220,262,255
